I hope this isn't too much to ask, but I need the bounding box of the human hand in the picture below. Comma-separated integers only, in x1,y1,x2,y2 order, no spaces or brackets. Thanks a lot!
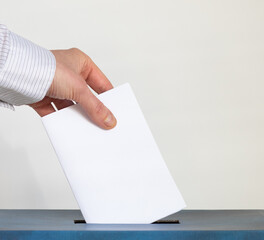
30,48,117,130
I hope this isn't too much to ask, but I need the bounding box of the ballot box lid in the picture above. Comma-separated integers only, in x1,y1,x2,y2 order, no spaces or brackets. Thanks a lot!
0,210,264,239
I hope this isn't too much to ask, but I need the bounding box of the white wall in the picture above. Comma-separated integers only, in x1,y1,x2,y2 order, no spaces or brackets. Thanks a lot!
0,0,263,209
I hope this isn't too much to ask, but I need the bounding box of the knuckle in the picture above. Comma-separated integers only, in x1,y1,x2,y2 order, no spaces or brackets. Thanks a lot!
83,54,92,68
69,48,92,75
70,47,87,60
70,48,86,60
85,54,92,62
70,47,81,53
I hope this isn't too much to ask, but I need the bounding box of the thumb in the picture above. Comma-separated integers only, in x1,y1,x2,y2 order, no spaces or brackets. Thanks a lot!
73,81,117,130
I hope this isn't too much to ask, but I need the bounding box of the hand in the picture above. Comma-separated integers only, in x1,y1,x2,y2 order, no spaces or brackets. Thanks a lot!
30,48,117,130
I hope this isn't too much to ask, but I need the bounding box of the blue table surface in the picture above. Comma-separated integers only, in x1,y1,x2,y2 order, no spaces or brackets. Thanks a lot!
0,210,264,240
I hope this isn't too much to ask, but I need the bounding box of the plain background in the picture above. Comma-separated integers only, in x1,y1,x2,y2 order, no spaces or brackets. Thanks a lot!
0,0,263,209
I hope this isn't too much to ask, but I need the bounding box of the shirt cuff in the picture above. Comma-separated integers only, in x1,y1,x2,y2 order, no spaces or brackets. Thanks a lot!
0,28,56,106
0,100,15,110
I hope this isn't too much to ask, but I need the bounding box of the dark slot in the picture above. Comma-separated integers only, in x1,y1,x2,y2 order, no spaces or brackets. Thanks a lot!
74,219,86,224
74,219,180,224
152,219,180,224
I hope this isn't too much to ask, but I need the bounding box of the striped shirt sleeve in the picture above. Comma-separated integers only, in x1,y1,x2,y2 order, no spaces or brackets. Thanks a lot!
0,24,56,110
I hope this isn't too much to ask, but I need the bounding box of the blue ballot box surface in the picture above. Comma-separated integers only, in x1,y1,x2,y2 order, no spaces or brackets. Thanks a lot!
0,210,264,240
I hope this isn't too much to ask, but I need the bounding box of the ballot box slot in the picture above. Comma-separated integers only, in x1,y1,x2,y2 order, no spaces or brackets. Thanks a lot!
74,219,180,224
152,219,180,224
74,220,86,224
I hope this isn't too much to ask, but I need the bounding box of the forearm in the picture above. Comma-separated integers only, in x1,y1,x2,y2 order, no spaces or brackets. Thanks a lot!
0,24,56,110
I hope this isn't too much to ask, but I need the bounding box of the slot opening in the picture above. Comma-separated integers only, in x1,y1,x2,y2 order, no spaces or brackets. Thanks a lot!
74,219,180,224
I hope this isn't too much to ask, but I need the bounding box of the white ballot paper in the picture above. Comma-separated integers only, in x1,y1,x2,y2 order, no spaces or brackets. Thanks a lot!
42,83,186,224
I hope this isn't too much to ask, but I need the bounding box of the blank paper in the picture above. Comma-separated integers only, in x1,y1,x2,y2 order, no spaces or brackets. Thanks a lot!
42,83,186,224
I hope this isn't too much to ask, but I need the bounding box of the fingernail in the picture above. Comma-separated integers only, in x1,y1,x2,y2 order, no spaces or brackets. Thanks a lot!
104,113,117,128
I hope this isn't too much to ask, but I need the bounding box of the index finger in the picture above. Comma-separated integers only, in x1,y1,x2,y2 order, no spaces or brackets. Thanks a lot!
82,56,113,94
